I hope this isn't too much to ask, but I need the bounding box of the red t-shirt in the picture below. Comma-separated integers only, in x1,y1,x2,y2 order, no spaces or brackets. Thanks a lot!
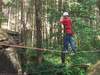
60,17,73,35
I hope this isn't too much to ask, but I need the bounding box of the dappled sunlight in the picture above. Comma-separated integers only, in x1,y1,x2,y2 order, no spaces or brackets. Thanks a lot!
0,0,100,75
88,61,100,75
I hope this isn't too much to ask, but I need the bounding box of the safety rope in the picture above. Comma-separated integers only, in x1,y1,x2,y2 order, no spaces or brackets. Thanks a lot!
0,44,100,54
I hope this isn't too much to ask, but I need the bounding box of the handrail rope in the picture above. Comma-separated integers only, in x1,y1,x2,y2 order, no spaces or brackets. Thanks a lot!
0,44,100,54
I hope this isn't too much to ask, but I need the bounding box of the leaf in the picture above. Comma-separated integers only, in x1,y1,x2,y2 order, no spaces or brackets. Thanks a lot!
3,0,12,5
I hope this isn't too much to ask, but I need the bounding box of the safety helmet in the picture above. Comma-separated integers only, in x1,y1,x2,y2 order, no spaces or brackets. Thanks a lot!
63,12,69,16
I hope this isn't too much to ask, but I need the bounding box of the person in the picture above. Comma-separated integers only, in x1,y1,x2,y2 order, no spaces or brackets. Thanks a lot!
60,12,77,63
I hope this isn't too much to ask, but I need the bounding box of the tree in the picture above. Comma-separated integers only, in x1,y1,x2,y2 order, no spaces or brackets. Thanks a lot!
21,0,27,44
35,0,43,64
0,29,22,75
88,61,100,75
97,0,100,14
20,0,28,73
0,0,2,27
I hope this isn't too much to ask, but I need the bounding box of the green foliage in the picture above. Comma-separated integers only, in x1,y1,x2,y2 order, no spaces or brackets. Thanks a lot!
25,59,87,75
47,8,61,24
24,0,99,75
26,49,37,62
25,49,92,75
73,17,94,50
0,12,8,26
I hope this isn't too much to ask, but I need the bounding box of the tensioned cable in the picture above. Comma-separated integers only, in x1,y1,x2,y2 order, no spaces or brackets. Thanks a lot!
0,44,100,54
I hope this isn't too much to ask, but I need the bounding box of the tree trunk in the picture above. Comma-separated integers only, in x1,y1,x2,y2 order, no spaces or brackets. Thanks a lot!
58,0,63,45
21,0,26,44
0,0,2,28
88,61,100,75
97,0,100,14
58,0,63,12
20,0,27,73
35,0,43,64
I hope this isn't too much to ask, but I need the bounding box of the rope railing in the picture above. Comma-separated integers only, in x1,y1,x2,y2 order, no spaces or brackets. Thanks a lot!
0,44,100,54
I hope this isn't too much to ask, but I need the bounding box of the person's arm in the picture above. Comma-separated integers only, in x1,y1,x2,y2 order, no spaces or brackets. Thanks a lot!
60,16,64,24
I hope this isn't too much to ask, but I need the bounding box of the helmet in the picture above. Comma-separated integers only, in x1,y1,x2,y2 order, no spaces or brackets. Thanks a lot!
63,12,69,16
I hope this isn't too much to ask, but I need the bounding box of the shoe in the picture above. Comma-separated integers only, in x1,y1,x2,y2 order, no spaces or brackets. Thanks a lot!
62,51,68,53
71,52,75,56
72,49,77,54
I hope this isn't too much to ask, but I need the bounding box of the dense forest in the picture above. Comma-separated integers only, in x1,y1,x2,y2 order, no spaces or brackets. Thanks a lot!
0,0,100,75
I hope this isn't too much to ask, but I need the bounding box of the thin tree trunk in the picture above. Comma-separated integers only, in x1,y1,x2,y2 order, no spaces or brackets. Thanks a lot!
0,0,2,28
35,0,43,64
21,0,26,44
20,0,27,73
97,0,100,15
58,0,63,12
58,0,63,45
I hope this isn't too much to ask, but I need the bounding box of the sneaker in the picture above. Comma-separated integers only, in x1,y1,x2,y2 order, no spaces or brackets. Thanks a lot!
72,49,77,54
62,51,68,53
71,52,76,56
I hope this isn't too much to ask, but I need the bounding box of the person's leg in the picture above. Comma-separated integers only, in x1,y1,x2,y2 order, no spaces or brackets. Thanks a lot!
61,34,69,63
69,35,77,54
63,35,69,53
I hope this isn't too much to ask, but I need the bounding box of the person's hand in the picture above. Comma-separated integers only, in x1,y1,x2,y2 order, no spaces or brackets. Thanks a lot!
60,16,64,22
60,16,63,23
